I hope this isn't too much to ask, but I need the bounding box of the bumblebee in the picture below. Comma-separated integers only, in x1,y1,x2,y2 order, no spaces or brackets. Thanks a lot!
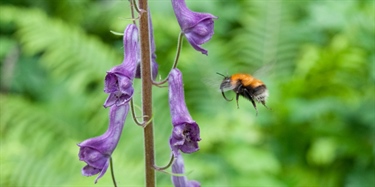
218,73,270,115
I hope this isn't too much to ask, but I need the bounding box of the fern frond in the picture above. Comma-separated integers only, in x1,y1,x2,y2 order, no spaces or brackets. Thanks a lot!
227,1,302,78
0,6,122,95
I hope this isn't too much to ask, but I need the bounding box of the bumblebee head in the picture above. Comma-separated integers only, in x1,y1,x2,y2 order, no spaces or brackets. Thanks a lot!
217,73,232,92
217,72,234,102
220,77,232,90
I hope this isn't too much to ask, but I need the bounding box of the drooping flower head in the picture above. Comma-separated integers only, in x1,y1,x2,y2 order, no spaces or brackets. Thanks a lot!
135,12,159,80
171,153,201,187
104,24,139,108
168,68,201,156
78,104,129,183
171,0,217,55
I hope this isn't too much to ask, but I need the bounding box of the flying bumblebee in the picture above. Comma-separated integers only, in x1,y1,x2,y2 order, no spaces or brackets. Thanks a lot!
218,73,270,115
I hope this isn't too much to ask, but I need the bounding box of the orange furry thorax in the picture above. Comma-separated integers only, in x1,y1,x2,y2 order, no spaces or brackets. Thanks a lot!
230,73,264,87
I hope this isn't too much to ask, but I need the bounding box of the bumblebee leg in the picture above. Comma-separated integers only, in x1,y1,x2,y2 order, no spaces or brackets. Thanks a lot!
261,100,272,110
249,97,258,116
221,89,233,101
236,93,240,109
243,88,258,115
235,85,244,109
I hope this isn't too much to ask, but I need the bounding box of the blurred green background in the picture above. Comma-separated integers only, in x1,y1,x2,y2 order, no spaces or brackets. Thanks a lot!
1,0,374,186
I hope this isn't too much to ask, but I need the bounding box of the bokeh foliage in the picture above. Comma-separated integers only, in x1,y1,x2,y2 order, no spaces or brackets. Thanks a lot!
1,0,374,186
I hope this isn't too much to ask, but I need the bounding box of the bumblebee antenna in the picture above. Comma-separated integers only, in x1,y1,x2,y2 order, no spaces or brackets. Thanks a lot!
216,72,226,77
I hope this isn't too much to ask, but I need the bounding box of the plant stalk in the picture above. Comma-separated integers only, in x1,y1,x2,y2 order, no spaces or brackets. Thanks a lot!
138,0,155,186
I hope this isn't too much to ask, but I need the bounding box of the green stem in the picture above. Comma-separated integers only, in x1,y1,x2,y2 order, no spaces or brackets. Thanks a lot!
172,32,184,69
138,0,155,186
153,154,175,171
129,0,136,25
130,99,145,126
109,157,117,187
152,32,184,86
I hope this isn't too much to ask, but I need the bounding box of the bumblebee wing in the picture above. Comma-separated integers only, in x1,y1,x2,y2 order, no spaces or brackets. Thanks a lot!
201,74,223,92
253,60,276,80
201,73,235,92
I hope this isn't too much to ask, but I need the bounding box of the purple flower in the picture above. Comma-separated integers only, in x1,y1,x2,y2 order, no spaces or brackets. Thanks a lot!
171,0,217,55
171,153,200,187
135,12,159,80
78,104,129,183
168,69,201,156
104,24,139,108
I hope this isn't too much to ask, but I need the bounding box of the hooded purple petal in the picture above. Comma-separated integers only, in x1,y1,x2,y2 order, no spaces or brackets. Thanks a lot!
78,104,129,183
168,69,201,156
104,66,134,107
172,0,217,55
135,12,159,80
104,24,139,107
171,153,201,187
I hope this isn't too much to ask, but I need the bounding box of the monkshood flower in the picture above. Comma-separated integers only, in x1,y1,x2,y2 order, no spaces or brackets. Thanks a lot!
168,68,201,156
171,0,217,55
104,24,139,108
171,153,200,187
78,104,129,183
135,12,158,80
